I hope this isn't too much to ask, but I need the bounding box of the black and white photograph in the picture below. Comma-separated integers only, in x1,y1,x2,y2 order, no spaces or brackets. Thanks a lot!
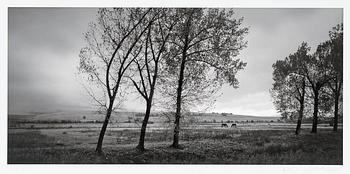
1,0,349,173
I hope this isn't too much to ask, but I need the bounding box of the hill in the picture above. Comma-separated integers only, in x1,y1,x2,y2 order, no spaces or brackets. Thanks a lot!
8,110,280,123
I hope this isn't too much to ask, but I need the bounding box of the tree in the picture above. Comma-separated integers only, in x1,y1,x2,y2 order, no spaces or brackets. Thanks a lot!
78,8,154,153
270,76,296,121
271,23,343,134
157,54,222,124
327,23,343,131
318,87,334,119
128,9,178,151
271,43,309,135
163,9,248,148
304,41,333,133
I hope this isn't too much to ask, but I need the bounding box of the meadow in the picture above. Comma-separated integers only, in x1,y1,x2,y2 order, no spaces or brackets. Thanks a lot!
8,112,342,164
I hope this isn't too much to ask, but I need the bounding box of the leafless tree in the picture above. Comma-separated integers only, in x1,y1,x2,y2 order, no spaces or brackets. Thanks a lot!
78,8,155,153
128,9,178,151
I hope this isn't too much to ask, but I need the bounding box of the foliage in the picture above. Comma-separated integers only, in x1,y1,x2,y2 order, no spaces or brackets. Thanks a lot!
159,8,248,113
271,23,343,124
271,43,309,120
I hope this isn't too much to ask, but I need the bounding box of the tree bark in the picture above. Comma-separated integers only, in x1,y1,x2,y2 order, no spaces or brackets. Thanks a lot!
295,101,304,135
311,90,319,133
136,101,152,151
171,11,192,148
95,101,114,153
333,92,340,131
295,119,302,135
136,49,159,151
172,53,186,148
295,79,305,135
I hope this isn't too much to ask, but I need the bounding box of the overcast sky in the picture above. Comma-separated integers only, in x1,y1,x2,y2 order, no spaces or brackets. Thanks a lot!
8,8,343,116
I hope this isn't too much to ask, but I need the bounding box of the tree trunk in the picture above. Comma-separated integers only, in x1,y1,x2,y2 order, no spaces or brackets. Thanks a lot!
333,92,340,132
295,103,304,135
172,11,193,148
95,101,114,153
295,119,302,135
311,90,319,133
136,101,152,151
295,79,305,135
172,55,186,148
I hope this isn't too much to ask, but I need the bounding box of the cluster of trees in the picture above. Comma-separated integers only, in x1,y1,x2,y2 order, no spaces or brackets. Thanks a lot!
78,8,248,153
271,23,343,135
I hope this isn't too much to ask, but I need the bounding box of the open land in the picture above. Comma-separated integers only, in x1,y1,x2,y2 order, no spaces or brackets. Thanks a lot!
8,111,343,164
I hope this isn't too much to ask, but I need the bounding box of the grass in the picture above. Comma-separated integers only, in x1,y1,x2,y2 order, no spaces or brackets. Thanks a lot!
8,131,57,148
8,128,342,164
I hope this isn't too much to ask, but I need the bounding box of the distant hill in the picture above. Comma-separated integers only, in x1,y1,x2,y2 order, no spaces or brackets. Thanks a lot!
8,110,280,123
185,112,279,122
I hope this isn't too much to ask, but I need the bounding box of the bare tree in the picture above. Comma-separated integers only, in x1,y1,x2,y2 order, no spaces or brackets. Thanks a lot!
128,9,178,151
78,8,154,153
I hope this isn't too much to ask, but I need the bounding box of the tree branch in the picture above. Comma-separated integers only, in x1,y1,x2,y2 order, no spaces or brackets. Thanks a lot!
129,77,147,100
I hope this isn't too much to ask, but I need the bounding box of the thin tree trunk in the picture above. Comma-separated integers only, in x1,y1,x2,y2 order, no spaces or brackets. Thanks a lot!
295,119,302,135
172,11,192,148
311,90,319,133
295,102,305,135
172,54,186,148
136,51,159,151
295,79,305,135
96,101,114,153
295,104,304,135
333,92,340,131
136,101,152,151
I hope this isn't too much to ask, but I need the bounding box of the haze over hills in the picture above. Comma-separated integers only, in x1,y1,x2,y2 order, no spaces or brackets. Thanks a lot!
8,109,280,123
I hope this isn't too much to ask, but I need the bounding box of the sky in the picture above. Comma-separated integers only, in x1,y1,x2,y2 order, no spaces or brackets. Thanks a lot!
8,8,343,116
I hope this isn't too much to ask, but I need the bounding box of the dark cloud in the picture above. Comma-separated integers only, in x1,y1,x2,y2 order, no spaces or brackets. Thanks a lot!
8,8,343,115
8,8,97,113
9,8,97,57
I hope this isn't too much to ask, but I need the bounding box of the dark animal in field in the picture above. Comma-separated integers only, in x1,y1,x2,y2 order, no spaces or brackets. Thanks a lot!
231,123,237,128
221,123,228,127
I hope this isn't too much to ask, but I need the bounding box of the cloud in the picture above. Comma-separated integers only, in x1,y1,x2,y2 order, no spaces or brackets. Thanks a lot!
9,8,97,58
7,8,343,116
8,8,97,113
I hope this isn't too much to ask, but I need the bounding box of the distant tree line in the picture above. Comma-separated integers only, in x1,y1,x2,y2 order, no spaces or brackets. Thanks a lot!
78,8,248,153
271,23,343,135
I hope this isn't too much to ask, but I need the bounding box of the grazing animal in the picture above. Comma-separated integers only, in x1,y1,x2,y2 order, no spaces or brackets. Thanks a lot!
231,123,237,128
221,123,228,127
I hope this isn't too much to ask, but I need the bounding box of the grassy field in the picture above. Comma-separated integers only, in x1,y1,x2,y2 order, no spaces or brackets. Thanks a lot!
8,126,342,164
